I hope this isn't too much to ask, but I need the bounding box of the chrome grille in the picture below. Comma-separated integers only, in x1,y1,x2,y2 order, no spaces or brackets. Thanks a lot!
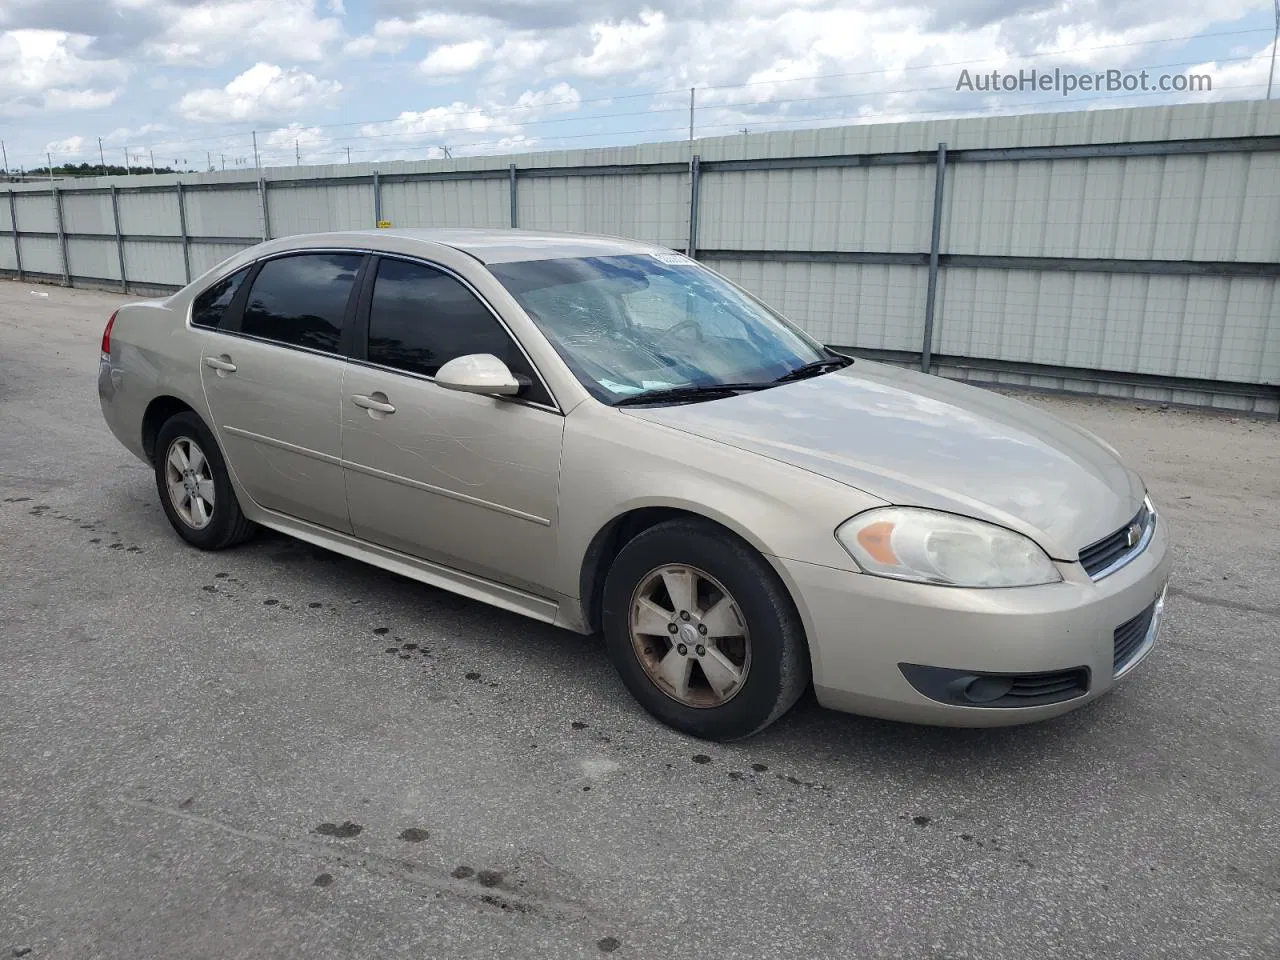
1079,502,1153,579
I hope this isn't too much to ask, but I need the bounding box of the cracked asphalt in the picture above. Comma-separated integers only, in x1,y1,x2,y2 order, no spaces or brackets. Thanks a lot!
1,281,1277,960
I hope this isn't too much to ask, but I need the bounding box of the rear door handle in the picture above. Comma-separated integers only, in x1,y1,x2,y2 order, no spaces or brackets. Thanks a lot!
203,356,237,374
351,394,396,414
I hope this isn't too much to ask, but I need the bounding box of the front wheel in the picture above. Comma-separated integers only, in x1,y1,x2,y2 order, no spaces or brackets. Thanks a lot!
601,519,810,741
154,411,256,550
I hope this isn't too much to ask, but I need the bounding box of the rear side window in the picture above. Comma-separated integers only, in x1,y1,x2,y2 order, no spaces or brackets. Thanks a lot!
367,258,551,406
191,267,250,329
241,253,363,353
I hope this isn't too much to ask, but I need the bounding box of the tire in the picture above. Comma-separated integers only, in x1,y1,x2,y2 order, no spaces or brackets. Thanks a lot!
601,518,810,741
154,411,256,550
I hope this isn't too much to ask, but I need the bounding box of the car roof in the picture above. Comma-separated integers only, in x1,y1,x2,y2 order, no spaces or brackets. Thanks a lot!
278,228,669,265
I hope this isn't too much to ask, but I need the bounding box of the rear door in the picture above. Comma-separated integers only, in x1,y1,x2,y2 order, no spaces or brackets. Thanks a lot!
198,251,365,533
340,254,565,595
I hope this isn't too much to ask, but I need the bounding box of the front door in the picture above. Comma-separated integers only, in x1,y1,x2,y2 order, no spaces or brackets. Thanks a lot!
199,251,365,533
340,255,564,595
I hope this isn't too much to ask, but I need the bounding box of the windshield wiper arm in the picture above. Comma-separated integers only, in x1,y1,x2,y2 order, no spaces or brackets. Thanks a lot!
772,354,853,383
612,382,774,407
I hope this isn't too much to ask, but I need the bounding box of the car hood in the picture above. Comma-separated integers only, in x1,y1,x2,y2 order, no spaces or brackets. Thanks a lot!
622,361,1145,558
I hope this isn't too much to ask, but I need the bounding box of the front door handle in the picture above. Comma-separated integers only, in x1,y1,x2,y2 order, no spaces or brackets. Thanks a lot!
204,355,237,375
351,393,396,415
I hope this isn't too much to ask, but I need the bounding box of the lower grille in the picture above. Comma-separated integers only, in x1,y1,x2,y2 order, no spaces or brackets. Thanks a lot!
1114,601,1157,672
899,663,1090,708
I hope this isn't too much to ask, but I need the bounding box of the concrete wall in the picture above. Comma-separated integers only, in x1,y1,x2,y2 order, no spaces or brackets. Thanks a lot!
4,100,1278,413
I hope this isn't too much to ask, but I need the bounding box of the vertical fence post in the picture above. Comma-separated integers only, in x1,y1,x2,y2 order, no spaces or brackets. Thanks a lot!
7,191,22,281
176,182,192,284
508,163,518,228
921,141,948,374
686,154,701,258
52,186,70,286
257,177,271,241
373,170,382,227
110,186,127,293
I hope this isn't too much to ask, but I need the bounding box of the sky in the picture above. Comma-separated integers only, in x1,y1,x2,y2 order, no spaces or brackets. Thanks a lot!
0,0,1277,173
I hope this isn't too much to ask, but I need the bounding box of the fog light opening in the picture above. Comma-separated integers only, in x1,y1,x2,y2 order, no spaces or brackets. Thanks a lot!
961,676,1014,704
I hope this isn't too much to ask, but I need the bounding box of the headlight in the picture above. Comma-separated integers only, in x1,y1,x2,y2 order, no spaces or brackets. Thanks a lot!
836,508,1062,588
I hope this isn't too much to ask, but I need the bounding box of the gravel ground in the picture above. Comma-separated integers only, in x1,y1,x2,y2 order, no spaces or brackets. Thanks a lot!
1,281,1277,960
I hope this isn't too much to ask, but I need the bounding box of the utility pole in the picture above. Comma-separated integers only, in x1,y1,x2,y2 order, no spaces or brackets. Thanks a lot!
440,145,452,159
252,131,260,169
207,151,213,172
98,137,106,172
689,87,695,148
220,154,226,171
124,147,131,175
47,152,54,182
295,139,301,165
149,149,156,174
1268,0,1279,100
1,140,7,175
345,146,351,164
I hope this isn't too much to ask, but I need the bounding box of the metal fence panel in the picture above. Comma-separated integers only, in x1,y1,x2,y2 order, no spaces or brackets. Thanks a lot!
380,178,507,229
119,191,181,237
16,235,61,274
60,192,115,234
14,193,55,233
517,172,687,248
122,239,187,286
707,257,928,352
266,181,376,235
699,165,935,253
937,268,1278,385
67,237,123,281
182,188,263,240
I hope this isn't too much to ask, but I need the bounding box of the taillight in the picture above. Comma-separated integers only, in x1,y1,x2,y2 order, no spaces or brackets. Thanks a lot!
102,310,117,357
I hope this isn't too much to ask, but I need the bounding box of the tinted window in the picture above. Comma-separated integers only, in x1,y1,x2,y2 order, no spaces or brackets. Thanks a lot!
191,266,250,329
367,258,551,405
241,253,363,352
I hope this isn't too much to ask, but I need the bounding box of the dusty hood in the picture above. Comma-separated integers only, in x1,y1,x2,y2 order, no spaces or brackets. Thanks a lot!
623,361,1145,558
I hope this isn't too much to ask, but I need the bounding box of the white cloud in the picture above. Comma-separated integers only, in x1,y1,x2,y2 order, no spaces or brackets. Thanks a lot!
177,63,343,122
344,12,488,57
44,135,87,157
512,81,582,112
144,0,342,66
567,11,669,78
0,28,127,116
420,40,491,77
327,0,346,14
356,83,583,159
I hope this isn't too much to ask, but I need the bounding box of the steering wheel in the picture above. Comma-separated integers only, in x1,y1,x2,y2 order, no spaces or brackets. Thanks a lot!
655,318,704,346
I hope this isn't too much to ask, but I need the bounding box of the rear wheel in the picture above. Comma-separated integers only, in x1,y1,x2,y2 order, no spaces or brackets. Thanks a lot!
601,519,809,741
154,412,256,550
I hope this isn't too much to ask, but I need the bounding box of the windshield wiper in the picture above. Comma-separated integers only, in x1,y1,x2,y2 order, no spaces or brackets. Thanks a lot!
773,355,853,383
612,382,774,407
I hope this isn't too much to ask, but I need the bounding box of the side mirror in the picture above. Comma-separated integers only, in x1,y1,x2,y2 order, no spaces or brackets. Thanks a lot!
434,353,522,396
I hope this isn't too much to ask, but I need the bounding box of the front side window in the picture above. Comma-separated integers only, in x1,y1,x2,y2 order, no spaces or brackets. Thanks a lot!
191,266,250,329
240,253,363,352
488,254,830,403
366,258,551,406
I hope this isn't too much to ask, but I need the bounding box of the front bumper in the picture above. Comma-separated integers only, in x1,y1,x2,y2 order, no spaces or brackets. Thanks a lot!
773,514,1173,727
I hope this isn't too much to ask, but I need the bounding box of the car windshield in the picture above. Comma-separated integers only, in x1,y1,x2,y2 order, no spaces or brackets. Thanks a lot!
488,253,832,404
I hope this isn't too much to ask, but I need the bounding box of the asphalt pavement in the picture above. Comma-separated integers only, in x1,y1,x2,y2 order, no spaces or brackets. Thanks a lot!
1,280,1277,960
